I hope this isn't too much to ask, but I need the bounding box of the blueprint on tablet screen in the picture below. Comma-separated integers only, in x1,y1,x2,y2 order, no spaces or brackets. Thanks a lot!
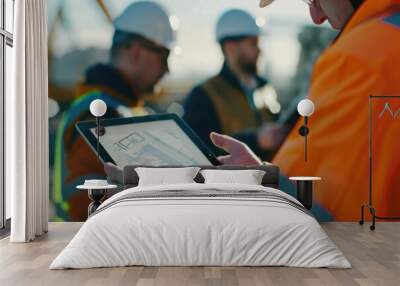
90,119,211,166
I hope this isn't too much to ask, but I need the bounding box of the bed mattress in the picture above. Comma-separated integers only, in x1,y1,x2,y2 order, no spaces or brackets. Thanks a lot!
50,183,350,269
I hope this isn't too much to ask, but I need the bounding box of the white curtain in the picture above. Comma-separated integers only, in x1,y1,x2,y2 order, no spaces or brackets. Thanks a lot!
7,0,49,242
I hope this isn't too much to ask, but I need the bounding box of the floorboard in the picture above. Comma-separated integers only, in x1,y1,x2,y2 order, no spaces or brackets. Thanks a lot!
0,222,399,286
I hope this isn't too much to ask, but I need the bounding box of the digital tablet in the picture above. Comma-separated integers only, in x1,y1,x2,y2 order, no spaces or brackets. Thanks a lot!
75,113,220,167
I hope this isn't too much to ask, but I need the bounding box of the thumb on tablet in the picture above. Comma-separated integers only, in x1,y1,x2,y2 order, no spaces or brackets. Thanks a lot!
210,132,263,166
210,132,238,153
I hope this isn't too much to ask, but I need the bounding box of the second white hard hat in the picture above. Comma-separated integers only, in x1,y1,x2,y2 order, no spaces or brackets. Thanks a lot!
216,9,261,42
114,1,175,49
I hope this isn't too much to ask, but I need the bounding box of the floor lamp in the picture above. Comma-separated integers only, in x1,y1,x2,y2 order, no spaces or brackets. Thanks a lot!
359,95,400,230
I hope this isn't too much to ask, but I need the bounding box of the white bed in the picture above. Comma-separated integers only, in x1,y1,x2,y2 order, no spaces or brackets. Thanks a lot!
50,183,351,269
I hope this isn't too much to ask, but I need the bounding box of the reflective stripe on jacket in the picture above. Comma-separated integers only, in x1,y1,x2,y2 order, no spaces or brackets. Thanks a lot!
52,91,126,220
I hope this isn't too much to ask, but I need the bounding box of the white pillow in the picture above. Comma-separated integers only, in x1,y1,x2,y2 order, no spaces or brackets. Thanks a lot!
200,169,266,185
135,167,200,186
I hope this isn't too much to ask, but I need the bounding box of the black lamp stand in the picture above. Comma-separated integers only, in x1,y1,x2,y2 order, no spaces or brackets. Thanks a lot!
298,116,309,162
359,95,400,230
95,117,106,162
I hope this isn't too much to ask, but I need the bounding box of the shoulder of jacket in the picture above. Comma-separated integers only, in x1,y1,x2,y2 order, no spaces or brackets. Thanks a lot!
320,14,399,70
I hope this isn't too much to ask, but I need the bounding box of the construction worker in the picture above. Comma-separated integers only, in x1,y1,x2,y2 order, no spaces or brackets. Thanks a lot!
53,1,175,221
183,9,285,161
210,0,400,221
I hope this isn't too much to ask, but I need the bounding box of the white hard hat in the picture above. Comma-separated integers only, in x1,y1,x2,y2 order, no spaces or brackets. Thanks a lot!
216,9,261,42
114,1,175,49
259,0,275,7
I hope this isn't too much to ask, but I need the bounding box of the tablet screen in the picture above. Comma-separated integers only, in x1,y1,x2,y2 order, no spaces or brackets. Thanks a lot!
89,119,212,166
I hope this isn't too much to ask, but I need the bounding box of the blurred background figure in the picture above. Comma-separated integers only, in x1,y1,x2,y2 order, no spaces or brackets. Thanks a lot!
184,9,284,161
48,0,336,221
52,1,175,221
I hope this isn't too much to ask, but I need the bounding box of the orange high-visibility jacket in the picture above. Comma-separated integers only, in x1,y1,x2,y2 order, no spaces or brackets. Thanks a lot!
273,0,400,221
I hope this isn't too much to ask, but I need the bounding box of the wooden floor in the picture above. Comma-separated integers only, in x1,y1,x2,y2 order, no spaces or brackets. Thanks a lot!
0,222,399,286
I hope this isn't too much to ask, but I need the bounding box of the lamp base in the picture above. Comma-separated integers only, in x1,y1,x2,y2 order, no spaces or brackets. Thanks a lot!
359,203,400,231
296,180,313,210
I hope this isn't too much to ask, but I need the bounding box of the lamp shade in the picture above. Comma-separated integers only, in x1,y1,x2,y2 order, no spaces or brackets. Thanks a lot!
297,99,315,117
90,99,107,117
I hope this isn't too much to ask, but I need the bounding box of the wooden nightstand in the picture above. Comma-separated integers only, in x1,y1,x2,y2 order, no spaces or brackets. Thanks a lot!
289,177,321,210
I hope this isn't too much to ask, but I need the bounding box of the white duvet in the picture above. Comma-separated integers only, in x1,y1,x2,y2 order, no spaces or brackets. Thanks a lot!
50,183,351,269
